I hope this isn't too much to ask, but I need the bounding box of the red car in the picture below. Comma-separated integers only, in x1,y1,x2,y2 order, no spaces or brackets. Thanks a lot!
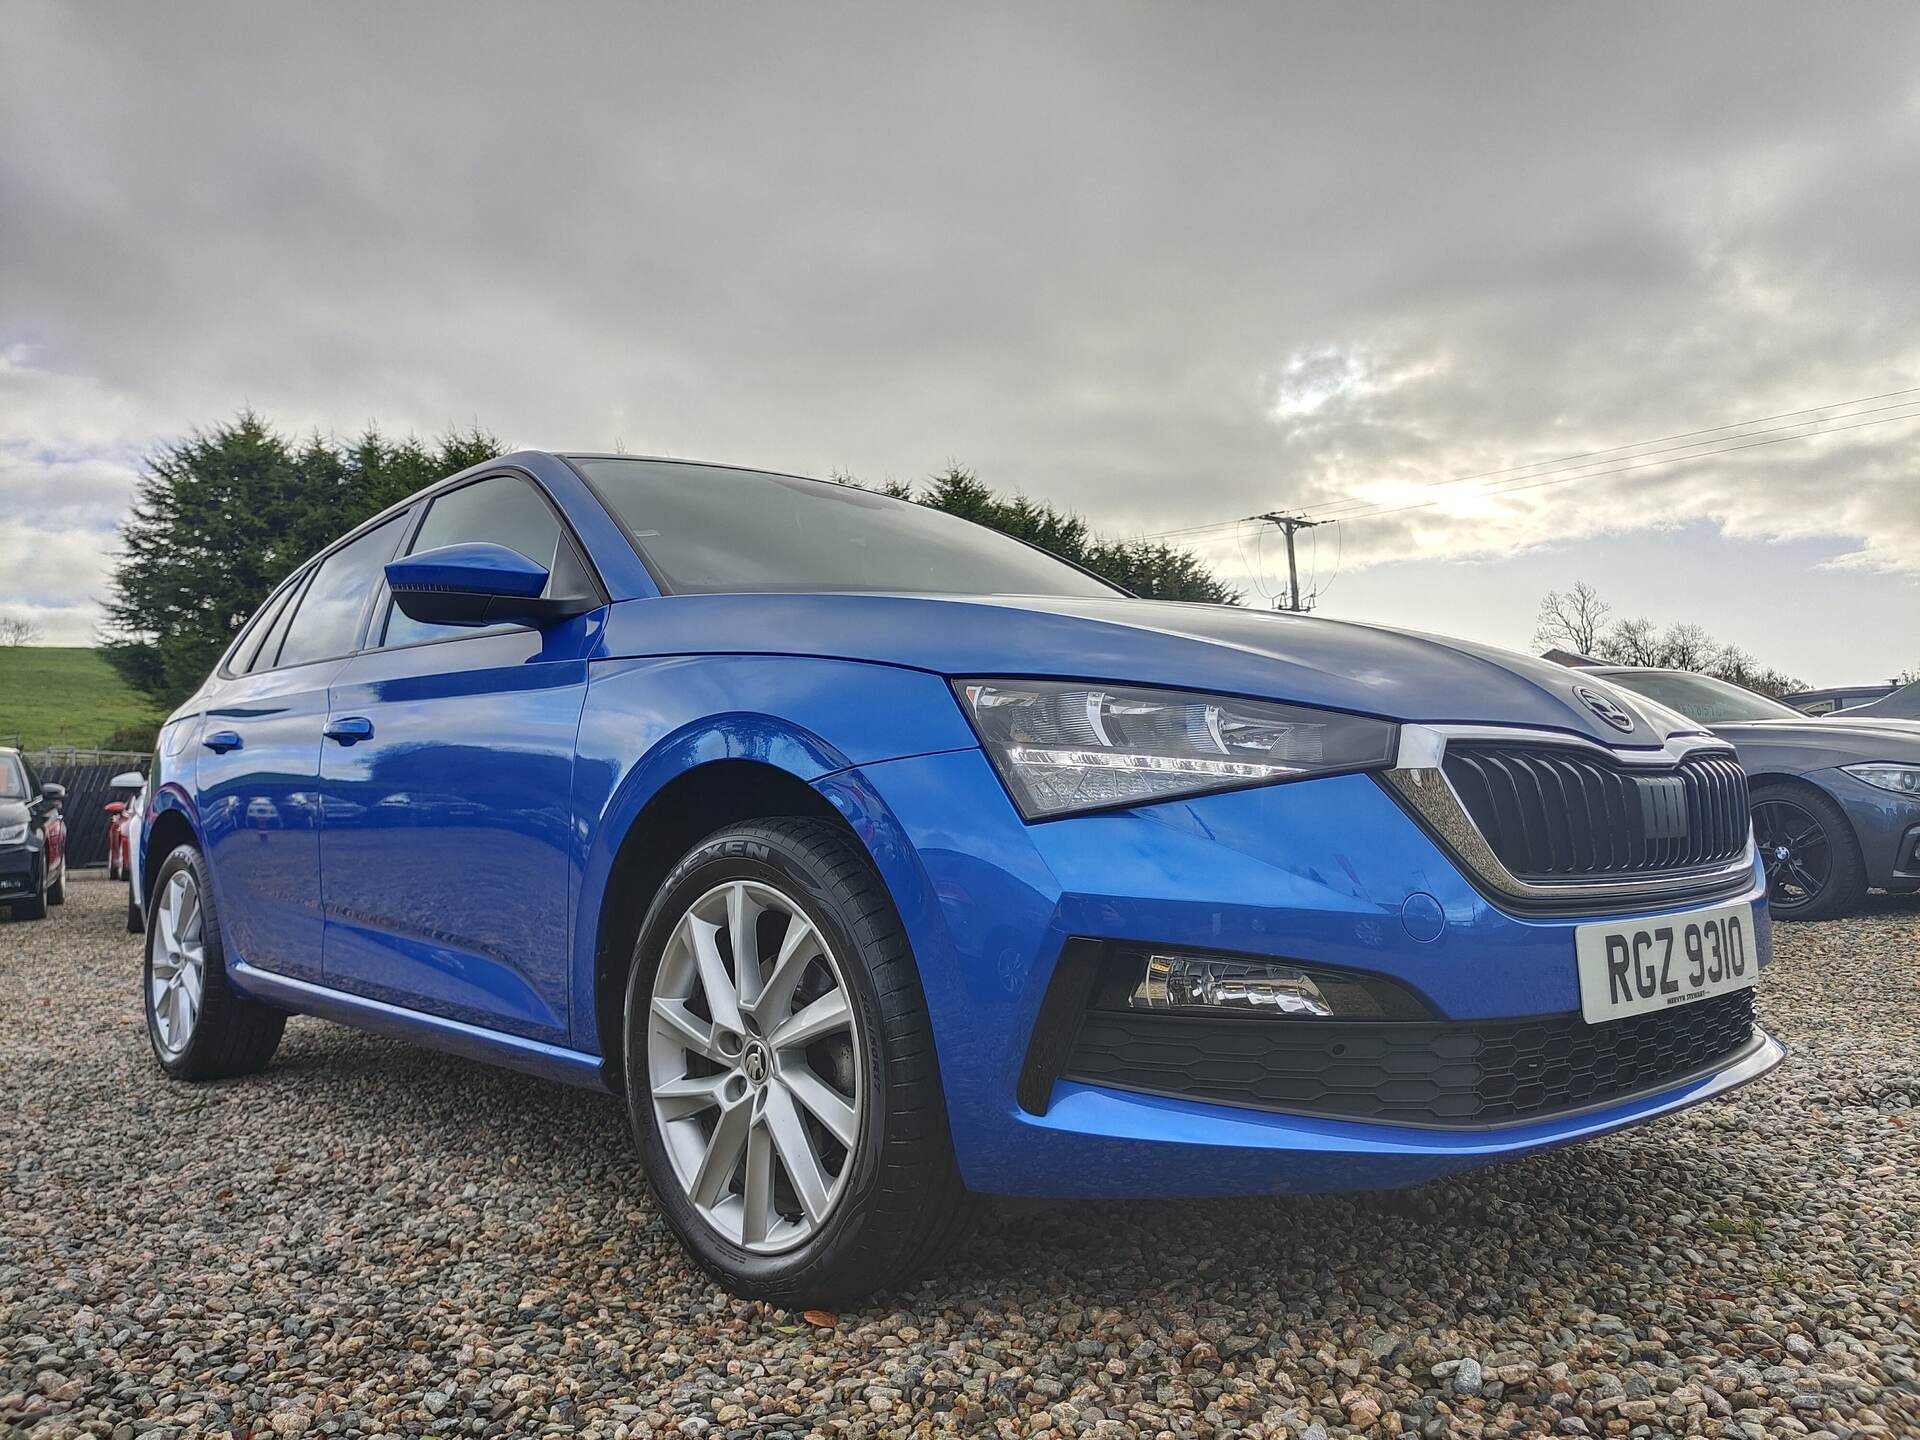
105,771,145,880
1,746,66,921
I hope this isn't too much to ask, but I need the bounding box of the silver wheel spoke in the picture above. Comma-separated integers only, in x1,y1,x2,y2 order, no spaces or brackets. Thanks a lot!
781,1065,859,1148
764,1082,832,1224
178,956,204,1009
651,997,721,1061
689,1099,752,1207
749,914,817,1027
769,989,851,1051
689,917,745,1035
727,883,764,1006
741,1124,776,1246
652,1072,728,1119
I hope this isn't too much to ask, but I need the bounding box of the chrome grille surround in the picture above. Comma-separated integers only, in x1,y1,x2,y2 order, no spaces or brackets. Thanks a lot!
1382,725,1757,914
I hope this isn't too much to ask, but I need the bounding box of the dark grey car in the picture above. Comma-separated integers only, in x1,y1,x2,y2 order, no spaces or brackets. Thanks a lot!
1590,668,1920,919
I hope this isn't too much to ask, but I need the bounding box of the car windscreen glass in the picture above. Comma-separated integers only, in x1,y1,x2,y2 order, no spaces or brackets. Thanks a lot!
574,458,1122,597
0,754,26,801
1853,682,1920,718
1602,670,1803,723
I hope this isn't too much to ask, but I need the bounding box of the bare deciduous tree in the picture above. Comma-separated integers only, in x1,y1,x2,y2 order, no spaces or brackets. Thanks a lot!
1540,586,1807,696
0,617,42,647
1531,581,1611,655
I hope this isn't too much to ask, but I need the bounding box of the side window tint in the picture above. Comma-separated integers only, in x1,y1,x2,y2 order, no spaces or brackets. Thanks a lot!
253,574,308,672
232,580,296,675
275,517,405,669
381,475,585,648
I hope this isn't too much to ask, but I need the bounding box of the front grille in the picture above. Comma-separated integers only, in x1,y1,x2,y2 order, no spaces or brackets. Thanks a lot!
1441,744,1749,881
1063,989,1756,1128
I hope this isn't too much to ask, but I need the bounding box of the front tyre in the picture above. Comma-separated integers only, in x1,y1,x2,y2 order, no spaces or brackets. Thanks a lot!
623,818,974,1306
144,843,286,1079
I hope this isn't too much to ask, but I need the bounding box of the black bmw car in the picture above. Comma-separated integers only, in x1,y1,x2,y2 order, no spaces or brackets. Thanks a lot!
0,747,68,921
1589,668,1920,919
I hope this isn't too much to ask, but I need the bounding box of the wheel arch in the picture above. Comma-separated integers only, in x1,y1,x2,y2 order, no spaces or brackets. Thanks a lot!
586,757,852,1088
141,798,201,911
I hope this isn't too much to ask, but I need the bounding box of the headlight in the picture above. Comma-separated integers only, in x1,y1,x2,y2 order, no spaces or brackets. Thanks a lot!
0,821,26,845
954,679,1398,820
1843,762,1920,797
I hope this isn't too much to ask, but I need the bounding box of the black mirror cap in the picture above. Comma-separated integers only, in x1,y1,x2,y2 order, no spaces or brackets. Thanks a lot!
388,588,599,629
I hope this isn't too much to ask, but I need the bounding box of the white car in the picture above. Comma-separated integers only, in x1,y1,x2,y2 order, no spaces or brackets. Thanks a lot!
118,773,147,933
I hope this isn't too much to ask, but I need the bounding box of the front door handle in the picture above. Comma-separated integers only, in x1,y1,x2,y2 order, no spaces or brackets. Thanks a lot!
324,716,375,746
203,730,244,754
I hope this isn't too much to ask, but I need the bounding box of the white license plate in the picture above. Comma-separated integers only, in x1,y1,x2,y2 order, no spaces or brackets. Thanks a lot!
1574,901,1758,1024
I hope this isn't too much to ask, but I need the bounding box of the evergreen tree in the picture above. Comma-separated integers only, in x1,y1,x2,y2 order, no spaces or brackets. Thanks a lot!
102,413,501,706
867,466,1239,604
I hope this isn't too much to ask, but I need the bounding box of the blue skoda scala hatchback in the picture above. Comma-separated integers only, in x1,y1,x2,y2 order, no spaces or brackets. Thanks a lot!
139,452,1783,1302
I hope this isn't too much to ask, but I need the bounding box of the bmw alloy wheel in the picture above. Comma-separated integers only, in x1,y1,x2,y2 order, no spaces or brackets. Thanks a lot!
1752,797,1832,915
149,869,207,1056
647,879,864,1254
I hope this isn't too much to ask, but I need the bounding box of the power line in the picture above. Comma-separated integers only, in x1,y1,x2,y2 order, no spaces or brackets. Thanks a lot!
1118,382,1920,544
1321,402,1920,526
1306,393,1920,521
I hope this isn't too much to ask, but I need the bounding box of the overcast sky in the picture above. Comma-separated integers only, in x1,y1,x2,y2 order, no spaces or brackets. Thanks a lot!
4,3,1917,683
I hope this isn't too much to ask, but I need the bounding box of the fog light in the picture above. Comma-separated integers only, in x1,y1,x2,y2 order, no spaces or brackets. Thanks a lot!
1129,953,1334,1017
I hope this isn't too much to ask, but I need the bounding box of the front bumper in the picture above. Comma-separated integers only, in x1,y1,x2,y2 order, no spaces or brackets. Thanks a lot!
0,844,39,901
1808,765,1920,890
824,750,1780,1198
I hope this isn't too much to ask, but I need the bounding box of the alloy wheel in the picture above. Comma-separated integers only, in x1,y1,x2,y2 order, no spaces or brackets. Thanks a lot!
648,879,864,1254
150,869,207,1055
1752,798,1831,915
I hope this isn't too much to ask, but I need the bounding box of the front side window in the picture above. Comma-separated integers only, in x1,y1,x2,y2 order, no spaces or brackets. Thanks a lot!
573,458,1122,598
1603,670,1802,724
380,475,592,648
275,516,406,669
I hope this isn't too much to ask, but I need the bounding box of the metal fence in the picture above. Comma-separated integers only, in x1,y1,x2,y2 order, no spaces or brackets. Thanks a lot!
28,750,150,868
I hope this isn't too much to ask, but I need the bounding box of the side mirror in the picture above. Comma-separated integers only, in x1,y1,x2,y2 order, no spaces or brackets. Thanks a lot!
385,543,595,629
40,782,65,810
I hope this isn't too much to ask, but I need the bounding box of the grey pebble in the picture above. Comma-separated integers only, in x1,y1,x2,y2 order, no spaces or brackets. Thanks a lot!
3,874,1917,1439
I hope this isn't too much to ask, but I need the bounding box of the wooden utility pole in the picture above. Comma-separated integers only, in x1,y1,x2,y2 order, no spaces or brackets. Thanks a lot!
1256,512,1324,611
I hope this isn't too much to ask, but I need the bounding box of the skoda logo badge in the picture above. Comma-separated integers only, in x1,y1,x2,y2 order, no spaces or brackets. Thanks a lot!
1576,685,1636,733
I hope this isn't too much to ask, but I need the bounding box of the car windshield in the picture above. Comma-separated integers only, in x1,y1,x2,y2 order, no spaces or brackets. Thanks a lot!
0,755,26,801
572,457,1123,598
1601,670,1803,723
1848,681,1920,718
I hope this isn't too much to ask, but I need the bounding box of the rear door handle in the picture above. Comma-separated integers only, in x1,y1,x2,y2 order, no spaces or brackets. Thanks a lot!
324,716,375,745
203,730,244,754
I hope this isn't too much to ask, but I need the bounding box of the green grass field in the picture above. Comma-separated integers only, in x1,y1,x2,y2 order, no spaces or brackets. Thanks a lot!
0,647,163,751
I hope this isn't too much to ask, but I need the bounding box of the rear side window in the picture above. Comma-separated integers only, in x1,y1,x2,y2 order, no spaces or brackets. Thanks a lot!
229,579,299,675
275,516,406,669
380,475,590,648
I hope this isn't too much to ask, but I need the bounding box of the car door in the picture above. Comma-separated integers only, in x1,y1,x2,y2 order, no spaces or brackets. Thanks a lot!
196,514,409,982
317,471,604,1043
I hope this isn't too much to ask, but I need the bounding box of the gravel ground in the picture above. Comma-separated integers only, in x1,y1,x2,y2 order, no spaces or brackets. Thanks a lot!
3,873,1917,1440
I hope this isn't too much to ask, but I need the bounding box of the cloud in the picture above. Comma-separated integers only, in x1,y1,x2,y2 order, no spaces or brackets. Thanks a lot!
2,2,1918,674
